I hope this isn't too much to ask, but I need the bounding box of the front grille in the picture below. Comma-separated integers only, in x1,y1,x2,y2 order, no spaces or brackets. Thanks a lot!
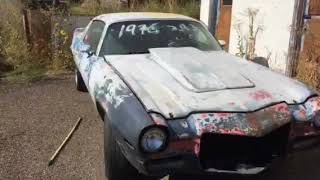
199,124,291,171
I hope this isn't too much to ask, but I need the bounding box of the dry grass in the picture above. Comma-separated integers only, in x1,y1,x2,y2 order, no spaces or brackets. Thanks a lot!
296,23,320,91
74,0,200,19
0,2,74,82
0,2,32,69
0,1,47,82
296,61,319,90
1,0,199,82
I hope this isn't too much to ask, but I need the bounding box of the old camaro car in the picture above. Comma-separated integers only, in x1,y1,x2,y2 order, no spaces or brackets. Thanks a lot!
71,13,320,180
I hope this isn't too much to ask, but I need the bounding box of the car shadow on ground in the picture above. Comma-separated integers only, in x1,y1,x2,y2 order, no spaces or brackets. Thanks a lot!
168,147,320,180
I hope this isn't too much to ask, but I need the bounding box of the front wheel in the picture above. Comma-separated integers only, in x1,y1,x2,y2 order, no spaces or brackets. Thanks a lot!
75,69,87,92
104,119,158,180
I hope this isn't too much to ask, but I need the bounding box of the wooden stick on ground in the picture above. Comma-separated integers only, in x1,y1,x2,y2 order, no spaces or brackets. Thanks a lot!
48,117,83,166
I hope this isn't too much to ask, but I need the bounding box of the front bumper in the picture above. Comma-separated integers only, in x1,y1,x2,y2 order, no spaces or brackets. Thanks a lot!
141,125,289,177
144,154,268,176
289,122,320,151
135,97,320,177
139,123,320,177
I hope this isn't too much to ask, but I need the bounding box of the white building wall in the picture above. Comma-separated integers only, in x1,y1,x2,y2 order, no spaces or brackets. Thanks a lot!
200,0,212,26
228,0,296,73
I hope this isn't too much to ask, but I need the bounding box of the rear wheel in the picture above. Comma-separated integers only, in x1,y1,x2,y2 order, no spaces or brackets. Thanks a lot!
75,69,87,92
104,119,157,180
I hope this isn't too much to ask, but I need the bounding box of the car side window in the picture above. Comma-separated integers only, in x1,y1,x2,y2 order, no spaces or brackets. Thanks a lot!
83,21,105,54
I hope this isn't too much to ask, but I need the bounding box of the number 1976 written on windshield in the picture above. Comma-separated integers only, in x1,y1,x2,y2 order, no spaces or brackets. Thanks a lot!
118,23,198,38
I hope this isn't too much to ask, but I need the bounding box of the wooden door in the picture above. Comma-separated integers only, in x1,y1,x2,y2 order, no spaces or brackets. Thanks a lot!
309,0,320,15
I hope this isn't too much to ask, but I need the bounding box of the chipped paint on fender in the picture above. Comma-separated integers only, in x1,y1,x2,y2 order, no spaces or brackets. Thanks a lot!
150,113,168,126
168,103,291,138
149,138,201,159
95,77,133,108
249,90,273,101
192,104,291,137
290,96,320,122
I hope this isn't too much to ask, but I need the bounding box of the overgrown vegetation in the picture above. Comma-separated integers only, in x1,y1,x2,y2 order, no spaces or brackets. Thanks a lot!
234,8,263,60
296,27,320,91
0,1,43,82
73,0,200,18
0,0,200,83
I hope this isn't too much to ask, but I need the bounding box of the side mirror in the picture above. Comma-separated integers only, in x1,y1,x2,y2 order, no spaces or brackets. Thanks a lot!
252,57,269,68
80,44,94,57
218,40,226,49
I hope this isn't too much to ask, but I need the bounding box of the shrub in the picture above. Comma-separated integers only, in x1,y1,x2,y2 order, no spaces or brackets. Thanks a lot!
76,0,200,18
296,29,320,91
0,1,34,70
51,22,74,71
297,61,320,90
1,0,200,82
25,0,40,9
0,1,47,82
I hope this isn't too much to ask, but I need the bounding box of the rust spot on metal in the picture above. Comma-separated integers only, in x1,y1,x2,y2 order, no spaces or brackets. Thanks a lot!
169,138,201,156
216,112,231,118
249,90,272,101
218,127,247,136
191,103,291,137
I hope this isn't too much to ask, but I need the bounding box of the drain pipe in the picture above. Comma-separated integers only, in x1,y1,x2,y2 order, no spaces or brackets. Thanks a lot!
200,0,221,36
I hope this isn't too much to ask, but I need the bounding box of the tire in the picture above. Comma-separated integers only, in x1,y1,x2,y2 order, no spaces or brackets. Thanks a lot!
104,119,157,180
75,69,87,92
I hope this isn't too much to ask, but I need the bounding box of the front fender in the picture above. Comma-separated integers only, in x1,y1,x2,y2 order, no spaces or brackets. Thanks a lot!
93,62,154,150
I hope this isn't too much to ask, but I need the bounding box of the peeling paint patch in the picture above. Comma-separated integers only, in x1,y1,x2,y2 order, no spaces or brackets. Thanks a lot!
95,75,133,109
189,103,291,137
150,114,168,126
169,138,201,155
147,138,201,160
290,96,320,122
305,96,320,118
249,90,272,101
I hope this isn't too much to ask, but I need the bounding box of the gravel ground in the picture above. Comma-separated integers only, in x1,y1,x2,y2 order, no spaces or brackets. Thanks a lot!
0,76,104,180
0,75,320,180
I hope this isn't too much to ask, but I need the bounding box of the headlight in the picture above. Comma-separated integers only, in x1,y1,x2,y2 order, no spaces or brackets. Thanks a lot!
140,127,167,153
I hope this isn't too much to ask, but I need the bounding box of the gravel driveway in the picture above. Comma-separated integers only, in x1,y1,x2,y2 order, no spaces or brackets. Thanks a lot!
1,75,320,180
0,76,104,180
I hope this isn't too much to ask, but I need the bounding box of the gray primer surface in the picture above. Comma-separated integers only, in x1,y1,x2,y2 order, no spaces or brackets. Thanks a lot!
106,47,315,119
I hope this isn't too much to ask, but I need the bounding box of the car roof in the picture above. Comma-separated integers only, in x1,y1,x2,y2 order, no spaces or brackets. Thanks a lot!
94,12,197,25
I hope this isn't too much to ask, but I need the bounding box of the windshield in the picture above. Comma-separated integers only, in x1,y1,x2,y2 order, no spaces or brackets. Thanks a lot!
100,20,222,55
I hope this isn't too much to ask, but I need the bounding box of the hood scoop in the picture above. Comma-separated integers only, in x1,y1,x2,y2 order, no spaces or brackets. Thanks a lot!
149,47,255,93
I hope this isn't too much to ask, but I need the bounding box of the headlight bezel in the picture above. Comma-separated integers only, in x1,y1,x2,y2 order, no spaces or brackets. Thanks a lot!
139,126,169,153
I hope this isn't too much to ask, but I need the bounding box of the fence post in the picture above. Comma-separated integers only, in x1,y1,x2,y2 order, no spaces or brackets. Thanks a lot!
22,9,31,44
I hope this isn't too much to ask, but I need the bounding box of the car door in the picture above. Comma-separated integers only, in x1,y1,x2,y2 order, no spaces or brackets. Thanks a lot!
77,20,105,86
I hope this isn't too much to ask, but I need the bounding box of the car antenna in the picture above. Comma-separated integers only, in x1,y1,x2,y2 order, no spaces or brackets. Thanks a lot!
169,113,174,118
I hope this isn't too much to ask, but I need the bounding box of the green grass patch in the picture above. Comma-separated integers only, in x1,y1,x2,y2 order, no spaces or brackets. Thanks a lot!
70,4,94,16
2,67,47,83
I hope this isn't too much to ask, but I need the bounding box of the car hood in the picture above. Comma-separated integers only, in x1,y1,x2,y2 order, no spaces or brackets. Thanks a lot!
105,47,315,119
